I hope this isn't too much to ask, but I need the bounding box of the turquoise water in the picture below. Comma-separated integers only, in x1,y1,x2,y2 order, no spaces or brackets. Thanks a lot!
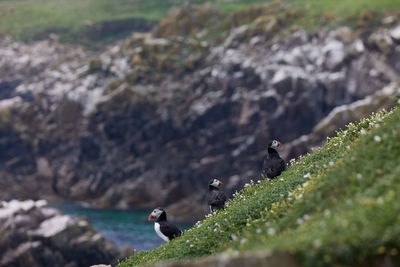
56,204,191,251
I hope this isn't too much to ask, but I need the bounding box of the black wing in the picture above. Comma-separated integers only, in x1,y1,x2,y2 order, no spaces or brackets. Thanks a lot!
208,190,227,209
160,222,182,241
263,157,286,178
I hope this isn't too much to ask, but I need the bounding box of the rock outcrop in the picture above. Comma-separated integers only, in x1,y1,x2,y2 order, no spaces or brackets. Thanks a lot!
0,200,132,267
281,82,400,159
0,5,399,222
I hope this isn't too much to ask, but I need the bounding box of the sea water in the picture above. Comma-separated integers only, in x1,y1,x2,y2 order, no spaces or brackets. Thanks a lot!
55,203,191,251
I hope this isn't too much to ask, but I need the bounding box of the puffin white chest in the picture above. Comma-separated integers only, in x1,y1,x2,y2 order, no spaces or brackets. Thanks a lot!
154,222,169,242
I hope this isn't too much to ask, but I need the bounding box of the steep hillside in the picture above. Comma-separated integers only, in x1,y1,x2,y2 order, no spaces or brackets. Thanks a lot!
0,1,400,222
119,103,400,267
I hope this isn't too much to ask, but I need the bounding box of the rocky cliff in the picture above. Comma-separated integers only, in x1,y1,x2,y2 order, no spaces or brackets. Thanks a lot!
0,4,399,222
0,200,132,267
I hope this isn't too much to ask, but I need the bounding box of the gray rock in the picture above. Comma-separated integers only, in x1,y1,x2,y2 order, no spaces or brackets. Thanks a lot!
0,200,130,267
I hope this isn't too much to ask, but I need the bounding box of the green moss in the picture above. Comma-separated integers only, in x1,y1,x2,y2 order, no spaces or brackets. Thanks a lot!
119,106,400,266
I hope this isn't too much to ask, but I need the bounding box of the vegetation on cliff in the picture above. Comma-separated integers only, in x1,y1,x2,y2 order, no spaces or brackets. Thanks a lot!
0,0,399,46
119,102,400,266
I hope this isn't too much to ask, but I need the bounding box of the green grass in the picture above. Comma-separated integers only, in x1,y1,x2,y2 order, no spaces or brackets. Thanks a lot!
0,0,269,44
1,0,399,46
118,103,400,266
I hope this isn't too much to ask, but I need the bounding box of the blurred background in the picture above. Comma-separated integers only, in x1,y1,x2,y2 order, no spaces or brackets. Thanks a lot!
0,0,399,266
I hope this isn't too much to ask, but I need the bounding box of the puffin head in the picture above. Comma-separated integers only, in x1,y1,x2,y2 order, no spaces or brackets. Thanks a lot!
148,207,167,222
269,140,282,149
209,178,224,189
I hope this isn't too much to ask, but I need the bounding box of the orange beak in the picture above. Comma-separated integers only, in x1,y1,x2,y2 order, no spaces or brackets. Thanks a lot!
219,181,224,187
148,213,154,221
277,141,282,147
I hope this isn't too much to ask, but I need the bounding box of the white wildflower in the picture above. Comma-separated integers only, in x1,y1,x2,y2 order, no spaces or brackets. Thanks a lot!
296,218,304,225
313,239,322,248
324,209,331,217
267,228,276,235
302,181,309,188
329,161,334,167
257,180,261,183
190,244,194,248
360,129,366,135
303,214,311,220
231,234,238,241
357,173,362,180
279,178,284,181
374,135,381,142
244,183,250,187
280,194,284,198
303,173,311,178
256,228,262,234
240,238,247,244
296,193,303,200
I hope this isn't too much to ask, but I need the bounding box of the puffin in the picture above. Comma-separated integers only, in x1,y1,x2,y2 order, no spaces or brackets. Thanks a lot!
148,208,182,242
208,178,227,213
262,140,286,179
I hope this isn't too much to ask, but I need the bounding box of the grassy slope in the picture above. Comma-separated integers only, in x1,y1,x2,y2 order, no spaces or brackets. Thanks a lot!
0,0,267,43
119,104,400,267
0,0,399,45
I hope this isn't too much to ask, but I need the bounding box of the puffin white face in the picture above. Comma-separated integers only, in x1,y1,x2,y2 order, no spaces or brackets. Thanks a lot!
148,208,164,221
210,179,223,188
271,140,282,149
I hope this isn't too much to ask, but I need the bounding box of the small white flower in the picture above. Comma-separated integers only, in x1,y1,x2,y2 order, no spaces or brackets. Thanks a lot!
329,161,334,167
257,180,261,183
357,173,363,180
267,228,276,235
186,240,190,243
190,244,194,248
244,183,250,187
213,228,217,232
280,194,284,198
324,209,331,217
313,239,322,248
360,129,366,135
374,135,381,142
302,181,309,187
296,218,304,225
303,214,311,220
256,228,262,234
231,234,238,241
296,193,303,200
240,238,247,244
279,178,284,181
303,173,311,178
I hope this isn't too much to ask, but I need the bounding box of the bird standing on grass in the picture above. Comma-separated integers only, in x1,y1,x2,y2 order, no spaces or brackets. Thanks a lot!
148,208,182,242
208,178,227,213
262,140,286,179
